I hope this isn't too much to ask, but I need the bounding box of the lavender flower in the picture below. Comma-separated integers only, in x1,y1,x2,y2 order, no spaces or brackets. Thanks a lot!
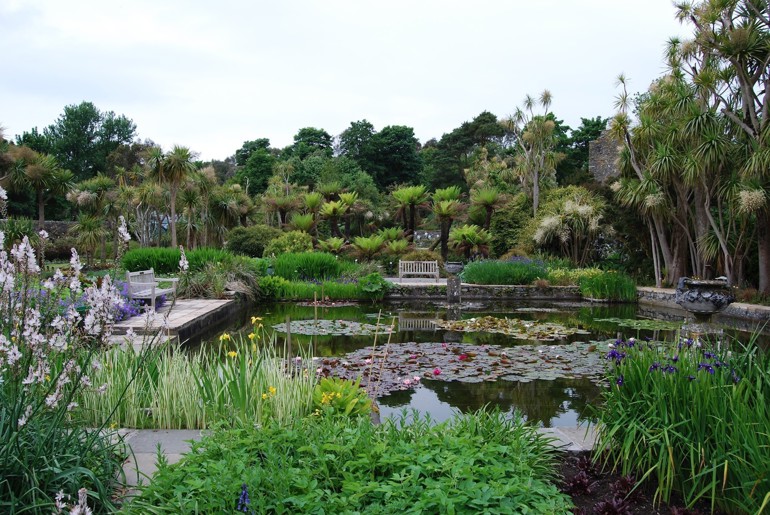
237,483,251,512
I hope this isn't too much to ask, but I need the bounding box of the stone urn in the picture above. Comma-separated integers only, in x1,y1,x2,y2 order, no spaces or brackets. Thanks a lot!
675,277,735,320
444,262,465,276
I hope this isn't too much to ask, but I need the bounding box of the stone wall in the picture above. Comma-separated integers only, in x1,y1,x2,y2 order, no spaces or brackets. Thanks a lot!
386,284,582,301
637,286,770,323
588,129,621,184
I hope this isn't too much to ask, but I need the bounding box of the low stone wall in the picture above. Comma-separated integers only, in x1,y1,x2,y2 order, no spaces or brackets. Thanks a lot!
386,284,582,301
637,286,770,323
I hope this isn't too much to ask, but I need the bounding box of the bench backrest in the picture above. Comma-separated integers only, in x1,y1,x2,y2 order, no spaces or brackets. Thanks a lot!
126,269,156,291
399,260,438,273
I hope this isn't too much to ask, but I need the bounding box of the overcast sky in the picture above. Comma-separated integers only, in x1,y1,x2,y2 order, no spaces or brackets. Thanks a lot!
1,1,692,162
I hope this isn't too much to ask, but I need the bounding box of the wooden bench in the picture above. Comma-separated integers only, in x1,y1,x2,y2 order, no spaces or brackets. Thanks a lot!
126,269,179,310
398,260,439,282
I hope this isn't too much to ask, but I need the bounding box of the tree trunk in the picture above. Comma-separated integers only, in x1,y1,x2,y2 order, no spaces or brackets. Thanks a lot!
37,190,45,229
532,170,540,216
170,187,178,248
757,209,770,294
440,219,451,261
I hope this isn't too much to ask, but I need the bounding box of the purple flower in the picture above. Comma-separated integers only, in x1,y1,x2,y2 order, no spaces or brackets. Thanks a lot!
237,483,250,512
662,364,677,374
606,349,626,364
671,355,679,363
616,375,624,386
649,362,660,372
688,375,696,381
704,351,716,359
698,363,715,375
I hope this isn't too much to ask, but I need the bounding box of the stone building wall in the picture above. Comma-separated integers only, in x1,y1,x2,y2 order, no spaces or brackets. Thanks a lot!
588,129,621,184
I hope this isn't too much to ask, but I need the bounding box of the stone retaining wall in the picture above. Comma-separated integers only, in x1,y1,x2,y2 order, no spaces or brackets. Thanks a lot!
386,284,582,301
637,286,770,323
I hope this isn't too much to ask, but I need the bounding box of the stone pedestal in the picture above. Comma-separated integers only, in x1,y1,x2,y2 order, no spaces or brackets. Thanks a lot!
447,276,462,304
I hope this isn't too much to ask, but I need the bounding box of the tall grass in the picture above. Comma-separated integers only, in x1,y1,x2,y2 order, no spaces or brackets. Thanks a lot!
595,334,770,513
460,259,546,285
578,271,636,301
79,329,316,429
273,252,352,281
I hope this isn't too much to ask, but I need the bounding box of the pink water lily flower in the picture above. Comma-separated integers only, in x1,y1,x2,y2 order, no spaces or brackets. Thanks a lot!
403,379,412,386
433,367,442,376
413,376,421,383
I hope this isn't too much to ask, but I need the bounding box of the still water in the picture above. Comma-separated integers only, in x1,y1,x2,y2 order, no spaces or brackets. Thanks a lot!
207,299,763,427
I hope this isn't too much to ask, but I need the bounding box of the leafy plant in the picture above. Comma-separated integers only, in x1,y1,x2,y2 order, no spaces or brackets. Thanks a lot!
226,224,283,257
358,272,390,301
317,236,346,254
352,234,385,261
263,230,313,257
461,259,547,285
128,411,572,514
312,377,371,417
257,275,290,300
578,271,636,301
595,335,770,512
273,252,346,281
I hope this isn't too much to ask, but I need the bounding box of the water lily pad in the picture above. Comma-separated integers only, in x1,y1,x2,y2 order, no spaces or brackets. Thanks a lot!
316,340,607,396
594,318,682,331
273,319,393,336
432,316,590,340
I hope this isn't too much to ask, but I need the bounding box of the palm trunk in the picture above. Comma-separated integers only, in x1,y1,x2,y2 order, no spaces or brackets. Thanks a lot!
757,209,770,294
170,187,178,248
37,190,45,229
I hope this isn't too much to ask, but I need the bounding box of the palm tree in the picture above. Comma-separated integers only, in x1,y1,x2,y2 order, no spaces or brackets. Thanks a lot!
319,201,347,238
433,199,463,261
449,224,491,260
352,234,385,261
289,212,315,233
72,214,107,266
160,146,197,247
303,191,324,241
470,187,502,231
392,185,430,239
339,191,359,240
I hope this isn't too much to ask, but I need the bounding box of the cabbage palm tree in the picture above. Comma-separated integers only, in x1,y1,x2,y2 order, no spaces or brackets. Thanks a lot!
161,146,197,247
72,213,107,266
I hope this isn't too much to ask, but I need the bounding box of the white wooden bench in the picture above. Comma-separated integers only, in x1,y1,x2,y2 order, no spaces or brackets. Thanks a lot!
398,260,439,282
126,269,179,310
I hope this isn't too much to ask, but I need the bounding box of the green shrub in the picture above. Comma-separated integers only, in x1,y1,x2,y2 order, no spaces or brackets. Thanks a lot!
258,276,290,300
186,247,235,270
400,249,443,268
546,267,603,286
312,377,371,417
461,259,546,285
358,272,390,301
273,252,345,281
128,411,571,514
279,280,361,300
578,271,636,301
122,247,181,274
226,225,282,257
596,336,770,513
263,230,313,258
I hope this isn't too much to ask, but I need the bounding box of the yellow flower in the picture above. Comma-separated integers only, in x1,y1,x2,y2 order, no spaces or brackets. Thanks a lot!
219,333,231,341
268,386,277,396
45,374,51,382
262,393,268,400
251,343,257,353
109,422,118,430
251,316,262,324
248,332,256,340
227,350,237,358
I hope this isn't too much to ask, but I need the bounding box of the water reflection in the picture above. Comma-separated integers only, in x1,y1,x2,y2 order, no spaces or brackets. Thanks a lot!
378,377,602,427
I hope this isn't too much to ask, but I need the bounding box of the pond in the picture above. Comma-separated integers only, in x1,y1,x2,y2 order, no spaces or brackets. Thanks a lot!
206,299,765,427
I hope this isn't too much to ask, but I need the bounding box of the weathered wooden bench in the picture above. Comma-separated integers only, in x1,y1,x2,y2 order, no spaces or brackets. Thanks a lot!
126,268,179,311
398,260,439,282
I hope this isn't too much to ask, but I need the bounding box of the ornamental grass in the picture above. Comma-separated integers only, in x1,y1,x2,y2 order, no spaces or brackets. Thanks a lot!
595,334,770,513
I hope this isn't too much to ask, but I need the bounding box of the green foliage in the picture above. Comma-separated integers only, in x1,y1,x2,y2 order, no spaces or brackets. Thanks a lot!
179,255,261,300
257,276,290,300
0,218,37,249
312,377,371,417
546,267,603,286
79,335,316,429
401,249,443,268
128,411,571,514
317,236,345,254
226,224,282,257
122,247,181,274
273,252,346,281
263,230,313,258
461,259,547,285
122,247,239,275
352,234,385,261
596,336,770,513
358,272,390,301
490,193,531,257
578,271,636,301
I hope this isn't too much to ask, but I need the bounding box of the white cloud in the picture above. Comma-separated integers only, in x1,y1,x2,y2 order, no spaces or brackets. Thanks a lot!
1,0,691,161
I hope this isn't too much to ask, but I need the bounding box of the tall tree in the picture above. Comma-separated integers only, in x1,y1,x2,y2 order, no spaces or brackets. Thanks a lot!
289,127,333,160
501,91,564,216
157,146,197,248
368,125,422,189
339,120,376,166
17,102,135,181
